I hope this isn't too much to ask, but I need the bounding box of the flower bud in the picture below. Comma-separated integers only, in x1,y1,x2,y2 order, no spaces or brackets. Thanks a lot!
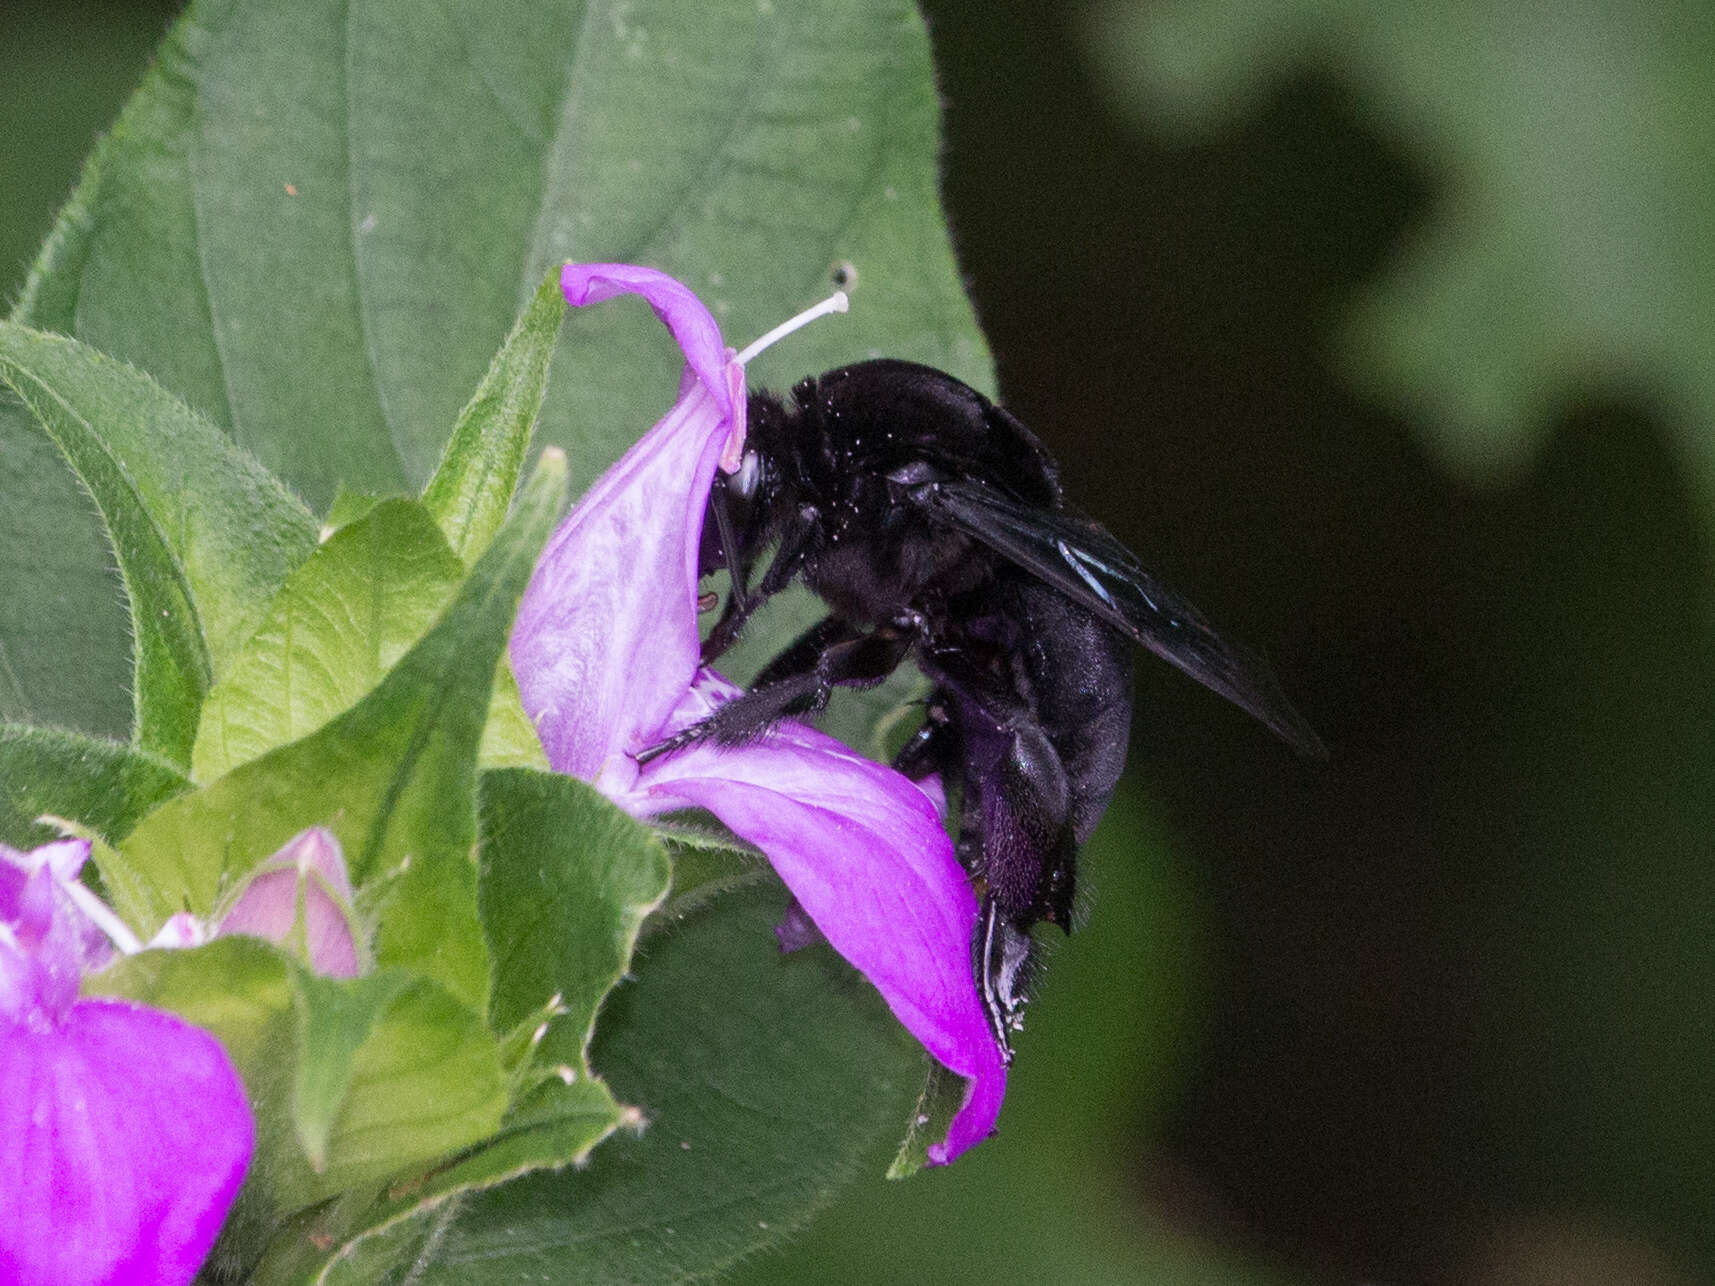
217,828,361,977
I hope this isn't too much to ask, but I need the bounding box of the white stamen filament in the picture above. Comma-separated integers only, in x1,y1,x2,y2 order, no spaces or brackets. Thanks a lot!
63,880,144,955
735,290,849,366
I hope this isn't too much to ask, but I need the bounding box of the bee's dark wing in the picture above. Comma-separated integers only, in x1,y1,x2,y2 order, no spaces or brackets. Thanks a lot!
926,481,1326,758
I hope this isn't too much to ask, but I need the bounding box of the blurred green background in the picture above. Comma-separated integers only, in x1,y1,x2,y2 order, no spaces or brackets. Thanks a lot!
6,2,1712,1282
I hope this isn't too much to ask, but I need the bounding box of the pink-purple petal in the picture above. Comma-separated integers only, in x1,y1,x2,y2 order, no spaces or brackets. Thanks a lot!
516,265,745,776
0,1000,252,1286
514,387,732,776
641,716,1006,1162
0,859,105,1024
559,264,734,428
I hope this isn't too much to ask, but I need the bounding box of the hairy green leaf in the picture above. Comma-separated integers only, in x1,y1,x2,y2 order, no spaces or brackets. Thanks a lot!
424,274,565,566
0,323,316,763
478,769,671,1066
0,723,189,849
192,500,465,783
287,970,508,1207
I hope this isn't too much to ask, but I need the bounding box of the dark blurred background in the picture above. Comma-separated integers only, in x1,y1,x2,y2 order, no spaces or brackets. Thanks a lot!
7,2,1712,1283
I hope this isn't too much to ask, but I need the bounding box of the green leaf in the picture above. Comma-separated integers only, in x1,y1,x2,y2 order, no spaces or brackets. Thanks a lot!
424,273,566,566
288,970,508,1206
1084,0,1715,502
7,0,989,740
290,970,414,1174
0,323,317,764
254,1077,635,1286
647,824,768,934
0,4,236,740
192,500,466,783
322,487,389,534
115,454,568,1017
0,349,201,765
381,883,923,1284
477,661,549,772
20,3,237,421
85,935,296,1108
478,770,670,1064
0,396,130,737
0,724,189,848
885,1058,967,1181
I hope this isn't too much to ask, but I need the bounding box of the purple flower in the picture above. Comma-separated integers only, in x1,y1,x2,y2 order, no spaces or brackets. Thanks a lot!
217,827,362,978
0,839,253,1286
513,263,1006,1164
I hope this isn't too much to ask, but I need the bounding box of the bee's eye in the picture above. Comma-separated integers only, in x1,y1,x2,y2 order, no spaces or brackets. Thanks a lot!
731,449,762,499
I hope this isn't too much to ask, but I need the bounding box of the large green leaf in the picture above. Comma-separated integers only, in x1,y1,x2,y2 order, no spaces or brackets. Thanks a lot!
0,394,129,736
5,0,989,737
367,884,924,1284
1084,0,1715,507
0,724,189,849
286,970,509,1206
111,456,567,1015
0,322,318,764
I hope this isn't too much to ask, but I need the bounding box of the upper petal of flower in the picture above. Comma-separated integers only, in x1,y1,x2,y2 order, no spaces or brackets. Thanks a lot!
636,676,1007,1164
513,265,744,776
0,999,253,1286
0,841,111,1023
560,263,735,428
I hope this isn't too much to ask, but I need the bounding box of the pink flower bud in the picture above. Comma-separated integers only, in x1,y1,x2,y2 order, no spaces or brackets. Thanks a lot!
217,827,361,978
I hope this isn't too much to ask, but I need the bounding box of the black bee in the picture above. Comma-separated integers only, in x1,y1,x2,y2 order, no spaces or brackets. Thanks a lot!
644,359,1323,1056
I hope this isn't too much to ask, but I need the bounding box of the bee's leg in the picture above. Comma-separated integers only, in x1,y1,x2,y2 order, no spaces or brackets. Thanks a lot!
708,477,751,615
927,651,1076,924
639,618,914,762
923,651,1079,1056
976,893,1033,1061
962,720,1072,1057
892,697,955,781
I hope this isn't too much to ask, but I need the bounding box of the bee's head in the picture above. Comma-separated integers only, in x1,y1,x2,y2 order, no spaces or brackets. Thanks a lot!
697,395,782,585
